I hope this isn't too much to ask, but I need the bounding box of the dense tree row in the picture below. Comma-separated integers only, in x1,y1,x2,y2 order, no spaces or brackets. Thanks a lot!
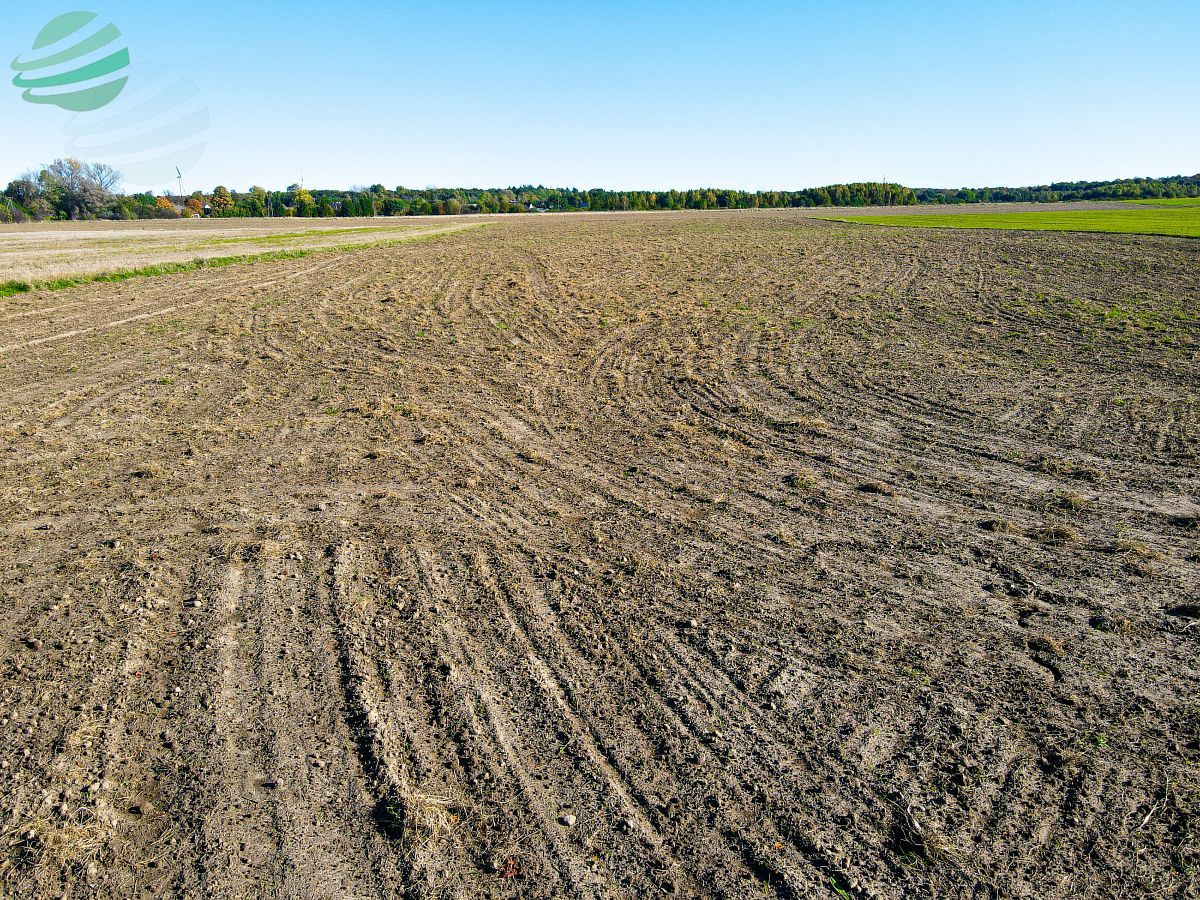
2,168,916,221
4,161,1197,223
915,174,1200,204
169,182,919,219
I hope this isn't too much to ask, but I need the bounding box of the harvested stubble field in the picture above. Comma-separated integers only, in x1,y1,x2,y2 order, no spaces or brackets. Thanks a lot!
0,210,1197,899
0,217,469,288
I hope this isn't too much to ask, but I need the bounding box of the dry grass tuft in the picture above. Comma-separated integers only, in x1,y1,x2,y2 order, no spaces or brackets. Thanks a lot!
375,788,461,848
1071,465,1107,483
0,813,106,886
128,463,167,480
1030,523,1078,546
404,790,459,843
774,525,797,546
1115,534,1163,560
891,800,955,863
858,481,895,497
1028,635,1067,656
1122,559,1155,578
1090,614,1135,635
1049,491,1090,512
979,518,1021,534
768,415,829,436
1032,455,1106,482
244,540,286,561
517,448,549,465
783,468,819,492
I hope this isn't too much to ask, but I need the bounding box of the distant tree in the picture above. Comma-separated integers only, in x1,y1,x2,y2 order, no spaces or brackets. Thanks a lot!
4,177,40,207
231,186,267,217
211,185,233,214
292,188,316,216
185,196,204,217
36,158,121,219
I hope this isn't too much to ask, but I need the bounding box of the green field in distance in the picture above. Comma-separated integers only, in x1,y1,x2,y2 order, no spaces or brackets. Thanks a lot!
1120,197,1200,207
824,206,1200,238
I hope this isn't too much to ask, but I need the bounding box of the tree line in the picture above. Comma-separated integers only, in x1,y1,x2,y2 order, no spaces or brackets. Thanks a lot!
0,162,916,221
915,174,1200,204
2,159,1197,222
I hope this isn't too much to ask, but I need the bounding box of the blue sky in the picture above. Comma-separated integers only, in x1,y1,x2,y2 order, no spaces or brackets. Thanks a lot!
2,1,1196,192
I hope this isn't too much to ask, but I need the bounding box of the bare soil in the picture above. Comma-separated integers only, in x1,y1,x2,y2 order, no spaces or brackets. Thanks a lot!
0,211,1197,899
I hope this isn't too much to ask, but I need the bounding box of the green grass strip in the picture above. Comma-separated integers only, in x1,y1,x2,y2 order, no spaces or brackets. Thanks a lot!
821,207,1200,239
197,225,418,247
0,224,483,299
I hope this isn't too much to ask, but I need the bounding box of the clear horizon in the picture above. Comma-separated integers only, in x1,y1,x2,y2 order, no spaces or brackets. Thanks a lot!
3,1,1197,193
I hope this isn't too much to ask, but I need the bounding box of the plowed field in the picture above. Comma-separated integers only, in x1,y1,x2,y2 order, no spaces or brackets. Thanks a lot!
1,211,1197,898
